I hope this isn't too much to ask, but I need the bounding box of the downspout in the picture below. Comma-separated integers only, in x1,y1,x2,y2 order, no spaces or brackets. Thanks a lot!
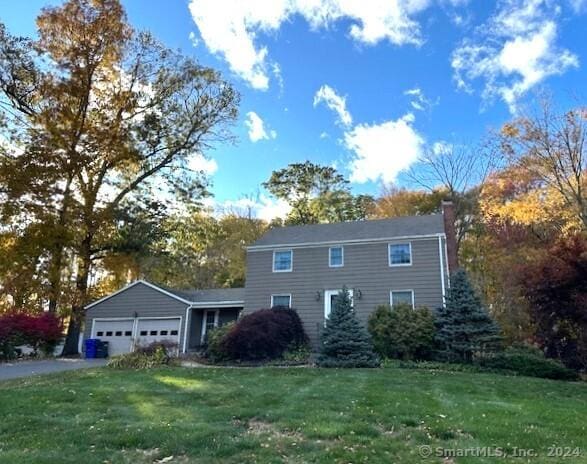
131,314,139,352
438,235,446,304
443,238,451,288
182,305,193,354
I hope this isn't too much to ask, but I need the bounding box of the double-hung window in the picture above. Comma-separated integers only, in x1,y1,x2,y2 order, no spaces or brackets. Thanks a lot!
273,250,293,272
389,243,412,266
329,246,344,267
390,290,415,308
271,294,292,308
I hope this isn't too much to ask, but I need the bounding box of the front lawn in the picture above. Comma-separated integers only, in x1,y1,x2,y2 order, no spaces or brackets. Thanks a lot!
0,367,585,463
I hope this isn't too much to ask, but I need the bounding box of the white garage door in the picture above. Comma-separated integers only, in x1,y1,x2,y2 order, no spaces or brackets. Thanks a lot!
93,319,134,356
136,318,181,352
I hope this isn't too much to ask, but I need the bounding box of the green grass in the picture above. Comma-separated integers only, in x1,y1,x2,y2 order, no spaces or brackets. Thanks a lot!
0,367,586,463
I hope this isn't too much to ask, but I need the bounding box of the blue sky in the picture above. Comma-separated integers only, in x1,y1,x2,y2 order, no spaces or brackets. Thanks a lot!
4,0,587,219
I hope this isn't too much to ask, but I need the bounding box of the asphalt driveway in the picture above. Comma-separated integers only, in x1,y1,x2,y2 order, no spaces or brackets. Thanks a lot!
0,358,107,381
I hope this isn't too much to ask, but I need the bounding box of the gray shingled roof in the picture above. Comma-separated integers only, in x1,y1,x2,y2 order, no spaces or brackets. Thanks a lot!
167,287,245,303
249,214,445,248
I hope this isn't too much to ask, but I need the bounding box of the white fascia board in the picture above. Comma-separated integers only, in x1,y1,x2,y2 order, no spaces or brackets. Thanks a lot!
247,233,446,252
189,301,244,308
85,280,192,309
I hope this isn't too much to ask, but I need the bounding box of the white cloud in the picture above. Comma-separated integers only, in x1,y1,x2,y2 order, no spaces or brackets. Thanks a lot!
313,85,353,127
313,86,425,184
244,111,277,142
188,31,200,47
404,87,436,111
272,62,284,93
188,0,432,89
345,113,424,184
432,140,452,155
211,195,291,221
452,0,579,112
569,0,587,12
188,154,218,175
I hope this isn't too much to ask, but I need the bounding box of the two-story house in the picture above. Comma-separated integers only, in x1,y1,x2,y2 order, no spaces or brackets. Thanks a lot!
83,202,458,355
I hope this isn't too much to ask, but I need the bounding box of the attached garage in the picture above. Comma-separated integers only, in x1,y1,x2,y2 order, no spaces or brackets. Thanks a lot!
84,280,244,356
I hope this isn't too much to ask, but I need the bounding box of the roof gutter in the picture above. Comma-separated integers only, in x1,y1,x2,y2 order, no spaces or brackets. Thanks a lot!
247,233,447,251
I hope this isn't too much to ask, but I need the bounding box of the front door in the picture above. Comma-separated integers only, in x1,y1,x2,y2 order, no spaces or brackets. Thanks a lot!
200,310,219,344
324,289,354,319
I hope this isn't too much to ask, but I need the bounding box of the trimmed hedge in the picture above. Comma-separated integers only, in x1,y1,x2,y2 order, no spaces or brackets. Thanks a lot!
478,346,579,381
368,303,435,361
219,308,309,361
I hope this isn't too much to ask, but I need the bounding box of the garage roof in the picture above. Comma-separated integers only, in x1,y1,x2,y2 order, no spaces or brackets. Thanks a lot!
85,280,244,309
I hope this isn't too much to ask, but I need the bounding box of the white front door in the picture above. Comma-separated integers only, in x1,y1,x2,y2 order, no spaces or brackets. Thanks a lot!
93,319,134,355
324,289,354,319
136,318,181,351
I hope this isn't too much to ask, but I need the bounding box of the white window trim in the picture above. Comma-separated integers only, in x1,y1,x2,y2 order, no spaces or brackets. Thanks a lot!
271,294,292,308
324,289,354,320
328,246,344,268
388,242,412,267
390,290,415,309
200,309,220,344
272,249,293,272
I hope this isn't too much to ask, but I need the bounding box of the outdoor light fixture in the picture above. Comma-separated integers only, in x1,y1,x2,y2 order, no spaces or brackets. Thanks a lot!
315,291,321,301
355,289,362,299
133,311,138,318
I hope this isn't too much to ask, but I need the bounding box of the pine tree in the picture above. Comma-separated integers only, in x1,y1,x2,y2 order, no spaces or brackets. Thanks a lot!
317,286,380,367
435,269,501,362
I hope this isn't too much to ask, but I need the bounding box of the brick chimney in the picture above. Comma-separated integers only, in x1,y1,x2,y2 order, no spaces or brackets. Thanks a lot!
441,200,459,274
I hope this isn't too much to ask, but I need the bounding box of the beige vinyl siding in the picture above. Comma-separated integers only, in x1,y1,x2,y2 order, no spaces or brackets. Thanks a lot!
244,237,448,347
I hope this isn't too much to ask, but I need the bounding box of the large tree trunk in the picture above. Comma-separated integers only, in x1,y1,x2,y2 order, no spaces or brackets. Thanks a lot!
48,245,67,313
61,235,92,356
48,178,74,313
61,315,82,356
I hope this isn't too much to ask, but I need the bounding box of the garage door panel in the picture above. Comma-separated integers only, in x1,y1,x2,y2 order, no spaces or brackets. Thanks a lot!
93,319,134,356
136,318,181,351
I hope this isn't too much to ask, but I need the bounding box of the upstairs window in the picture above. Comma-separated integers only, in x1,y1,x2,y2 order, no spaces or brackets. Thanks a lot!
329,246,344,267
273,250,293,272
389,243,412,266
271,294,292,308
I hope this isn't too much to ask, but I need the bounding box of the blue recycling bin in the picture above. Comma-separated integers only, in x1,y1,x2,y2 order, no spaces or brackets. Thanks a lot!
85,338,99,359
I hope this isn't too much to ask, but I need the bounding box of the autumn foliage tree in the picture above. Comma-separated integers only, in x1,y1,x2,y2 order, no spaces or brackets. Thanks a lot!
500,102,587,230
0,0,238,353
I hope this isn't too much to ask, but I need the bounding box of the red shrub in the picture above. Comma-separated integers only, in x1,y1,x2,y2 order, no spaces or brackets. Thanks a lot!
25,313,64,354
220,308,309,361
0,312,64,358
